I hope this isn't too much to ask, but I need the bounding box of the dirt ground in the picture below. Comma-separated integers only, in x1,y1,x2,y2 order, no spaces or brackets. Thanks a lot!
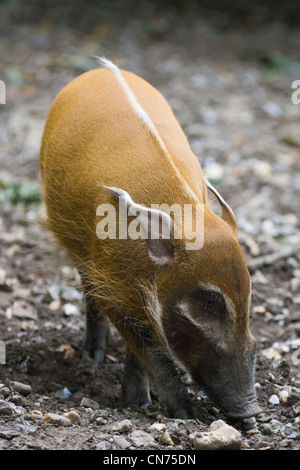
0,1,300,451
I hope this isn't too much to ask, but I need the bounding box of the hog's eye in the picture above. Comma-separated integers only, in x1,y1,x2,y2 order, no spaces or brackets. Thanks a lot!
190,289,226,317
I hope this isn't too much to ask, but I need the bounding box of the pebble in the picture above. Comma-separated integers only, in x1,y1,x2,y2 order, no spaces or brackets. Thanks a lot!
255,440,271,450
10,381,32,396
191,420,241,450
80,397,100,410
0,387,10,398
149,422,166,432
113,435,131,449
203,162,224,183
253,305,266,315
54,387,72,399
6,301,38,320
279,390,289,403
269,394,280,405
0,268,7,286
43,412,72,426
0,427,21,439
261,348,282,361
11,394,23,405
96,417,108,425
62,303,80,316
0,400,13,416
111,419,132,432
129,430,155,447
159,430,174,446
61,286,83,301
29,410,43,421
63,410,80,423
56,344,75,359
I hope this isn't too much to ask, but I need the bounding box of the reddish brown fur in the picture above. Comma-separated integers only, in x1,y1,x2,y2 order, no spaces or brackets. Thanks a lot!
40,64,260,418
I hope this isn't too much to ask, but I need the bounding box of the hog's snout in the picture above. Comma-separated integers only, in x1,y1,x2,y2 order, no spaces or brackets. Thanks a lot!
195,339,262,419
221,394,262,419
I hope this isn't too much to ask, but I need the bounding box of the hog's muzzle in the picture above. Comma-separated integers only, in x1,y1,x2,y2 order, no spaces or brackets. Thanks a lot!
195,340,262,419
221,393,262,419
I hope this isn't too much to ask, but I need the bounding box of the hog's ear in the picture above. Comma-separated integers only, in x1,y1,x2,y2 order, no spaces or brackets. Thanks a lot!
205,178,237,235
103,185,174,266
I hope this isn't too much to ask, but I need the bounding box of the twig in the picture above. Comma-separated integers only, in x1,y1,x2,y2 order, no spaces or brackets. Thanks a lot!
247,245,299,273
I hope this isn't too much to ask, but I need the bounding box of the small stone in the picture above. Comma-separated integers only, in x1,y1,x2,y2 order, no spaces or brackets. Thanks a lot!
261,348,282,361
54,387,72,399
0,387,10,398
63,411,80,423
269,394,280,405
0,400,13,416
11,394,23,405
7,301,37,320
262,102,282,118
61,286,83,301
149,422,166,432
111,419,132,432
12,288,31,300
253,305,266,315
0,269,7,286
261,424,272,435
192,420,241,450
113,435,131,449
62,303,79,316
95,441,110,450
80,397,100,409
130,430,155,447
43,412,72,426
48,300,62,311
203,162,224,183
293,406,300,417
10,381,32,396
258,415,273,423
47,284,61,300
255,440,271,449
96,417,108,425
279,390,289,403
56,344,75,359
29,410,43,421
159,430,174,446
291,278,300,293
246,428,259,435
0,427,20,439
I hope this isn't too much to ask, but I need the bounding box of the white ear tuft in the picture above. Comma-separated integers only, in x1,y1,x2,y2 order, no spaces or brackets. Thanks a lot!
102,185,174,266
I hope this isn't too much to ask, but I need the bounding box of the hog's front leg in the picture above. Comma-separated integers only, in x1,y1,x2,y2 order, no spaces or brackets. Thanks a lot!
122,350,151,408
146,350,198,419
115,315,198,418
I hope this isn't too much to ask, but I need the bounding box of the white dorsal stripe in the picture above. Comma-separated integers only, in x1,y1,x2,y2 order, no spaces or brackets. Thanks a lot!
95,56,199,203
96,57,169,155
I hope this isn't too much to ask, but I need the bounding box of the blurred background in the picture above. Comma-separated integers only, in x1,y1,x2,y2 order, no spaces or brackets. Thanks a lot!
0,0,300,450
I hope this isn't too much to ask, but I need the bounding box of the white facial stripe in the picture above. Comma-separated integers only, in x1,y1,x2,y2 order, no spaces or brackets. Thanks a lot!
96,57,199,203
176,301,224,343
